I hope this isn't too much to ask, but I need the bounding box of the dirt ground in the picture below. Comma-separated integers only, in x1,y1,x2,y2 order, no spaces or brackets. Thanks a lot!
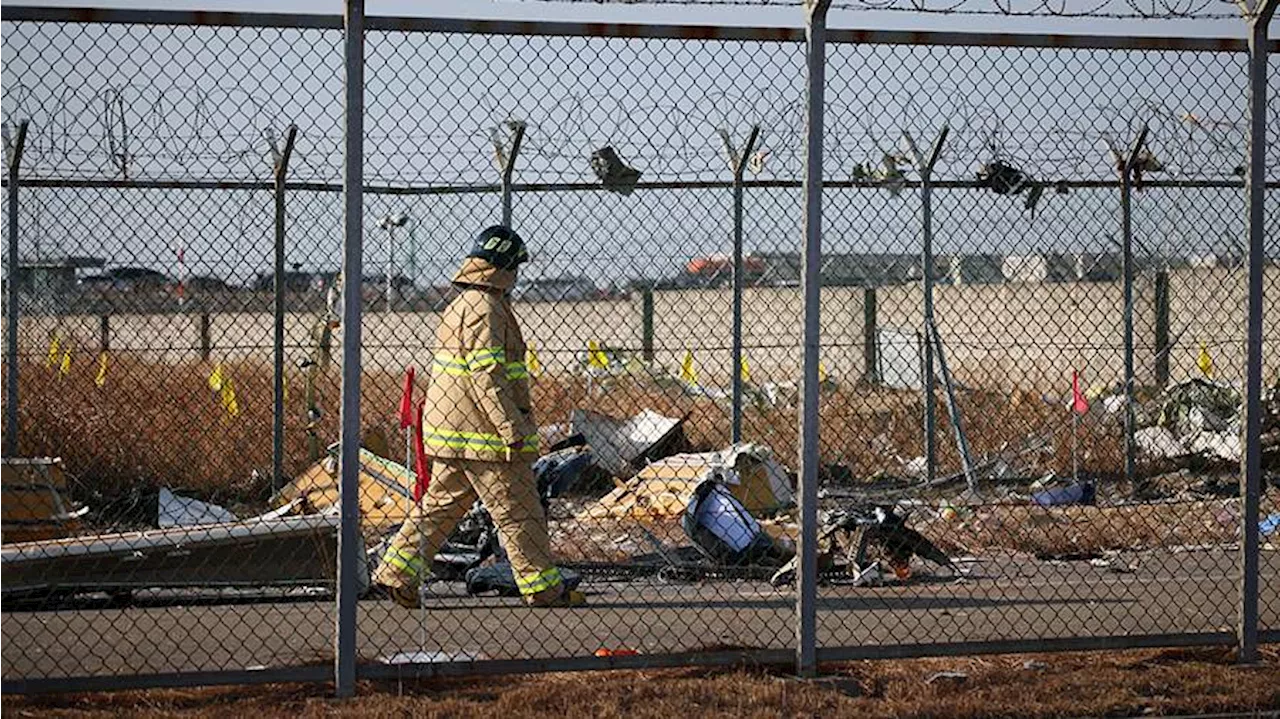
5,646,1279,718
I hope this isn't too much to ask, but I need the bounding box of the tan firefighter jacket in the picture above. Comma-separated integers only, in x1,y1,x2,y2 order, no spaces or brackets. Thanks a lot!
422,257,537,462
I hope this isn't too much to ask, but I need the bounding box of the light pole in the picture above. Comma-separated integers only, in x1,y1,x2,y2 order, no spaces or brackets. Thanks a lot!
379,212,408,313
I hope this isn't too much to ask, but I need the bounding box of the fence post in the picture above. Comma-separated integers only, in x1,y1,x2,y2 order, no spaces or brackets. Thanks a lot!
199,312,212,362
797,0,831,680
4,120,28,456
500,121,525,227
99,314,110,354
271,125,298,492
641,286,655,363
1116,126,1148,496
1240,0,1276,665
862,287,878,385
1153,270,1169,388
336,0,365,698
725,125,760,444
911,127,948,486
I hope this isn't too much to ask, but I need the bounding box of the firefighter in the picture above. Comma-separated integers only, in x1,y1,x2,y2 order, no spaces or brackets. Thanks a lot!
372,225,585,609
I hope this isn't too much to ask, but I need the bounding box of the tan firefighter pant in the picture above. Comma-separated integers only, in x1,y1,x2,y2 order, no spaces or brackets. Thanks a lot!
373,457,564,597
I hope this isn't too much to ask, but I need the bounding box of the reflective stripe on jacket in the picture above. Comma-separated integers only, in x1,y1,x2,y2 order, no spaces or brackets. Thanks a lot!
423,257,538,462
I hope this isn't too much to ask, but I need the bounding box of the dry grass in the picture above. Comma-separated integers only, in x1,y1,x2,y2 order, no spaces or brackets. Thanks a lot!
11,357,1125,513
5,646,1278,718
916,493,1280,557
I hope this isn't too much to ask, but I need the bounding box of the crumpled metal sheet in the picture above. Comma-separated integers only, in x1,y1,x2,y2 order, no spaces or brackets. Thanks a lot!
569,408,684,479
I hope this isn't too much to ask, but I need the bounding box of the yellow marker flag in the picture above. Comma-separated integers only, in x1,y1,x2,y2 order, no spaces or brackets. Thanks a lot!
221,378,240,418
59,348,71,376
208,363,226,393
680,350,697,385
95,352,108,388
1197,343,1214,380
739,355,752,383
46,335,61,369
527,344,543,378
587,340,609,369
818,361,829,384
208,363,240,418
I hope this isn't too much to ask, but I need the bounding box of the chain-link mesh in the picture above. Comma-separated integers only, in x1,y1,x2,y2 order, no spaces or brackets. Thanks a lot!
519,0,1248,20
0,9,1275,688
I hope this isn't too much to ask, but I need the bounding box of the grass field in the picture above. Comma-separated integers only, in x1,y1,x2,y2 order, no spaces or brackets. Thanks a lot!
11,356,1124,512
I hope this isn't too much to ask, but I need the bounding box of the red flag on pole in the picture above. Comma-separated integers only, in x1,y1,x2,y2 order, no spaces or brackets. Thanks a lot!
412,399,431,502
397,366,416,429
1071,370,1089,415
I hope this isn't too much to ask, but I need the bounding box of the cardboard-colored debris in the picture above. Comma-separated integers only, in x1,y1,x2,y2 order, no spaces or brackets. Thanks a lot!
273,448,415,533
1,457,86,544
578,443,794,521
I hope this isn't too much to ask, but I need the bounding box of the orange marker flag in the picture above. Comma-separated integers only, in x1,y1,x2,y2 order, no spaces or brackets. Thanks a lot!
397,366,416,430
1071,370,1089,415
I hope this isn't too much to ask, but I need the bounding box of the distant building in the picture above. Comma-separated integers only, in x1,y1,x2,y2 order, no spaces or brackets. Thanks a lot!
1004,254,1075,283
513,276,601,303
937,254,1005,285
14,256,105,314
754,252,920,287
1003,252,1122,283
252,270,333,293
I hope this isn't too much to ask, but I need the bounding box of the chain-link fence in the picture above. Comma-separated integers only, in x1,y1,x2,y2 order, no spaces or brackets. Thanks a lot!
1,5,1276,693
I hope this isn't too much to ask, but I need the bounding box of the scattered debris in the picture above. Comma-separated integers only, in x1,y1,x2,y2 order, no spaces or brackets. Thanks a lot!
590,146,642,195
852,152,908,196
1089,554,1136,574
1138,379,1244,463
1,515,352,598
157,487,236,527
976,159,1038,215
1,457,87,544
1135,426,1185,460
848,563,883,587
465,561,583,597
1022,659,1050,671
273,447,414,534
925,670,969,686
770,504,952,588
1030,480,1096,507
570,409,686,479
682,478,792,567
581,443,793,521
381,650,487,664
1260,513,1280,538
902,455,927,479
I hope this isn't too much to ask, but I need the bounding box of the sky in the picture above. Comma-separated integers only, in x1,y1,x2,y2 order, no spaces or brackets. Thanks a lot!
3,0,1273,288
12,0,1261,36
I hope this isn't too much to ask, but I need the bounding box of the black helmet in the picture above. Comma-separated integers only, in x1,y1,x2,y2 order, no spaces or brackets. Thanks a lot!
466,225,529,271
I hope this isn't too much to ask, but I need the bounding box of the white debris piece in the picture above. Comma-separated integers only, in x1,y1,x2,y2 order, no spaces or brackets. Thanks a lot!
381,650,486,664
902,456,927,478
157,487,237,527
1134,426,1185,459
1187,430,1242,463
570,408,683,478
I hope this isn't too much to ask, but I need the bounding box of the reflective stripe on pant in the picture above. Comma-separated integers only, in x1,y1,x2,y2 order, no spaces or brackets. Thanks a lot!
372,456,561,598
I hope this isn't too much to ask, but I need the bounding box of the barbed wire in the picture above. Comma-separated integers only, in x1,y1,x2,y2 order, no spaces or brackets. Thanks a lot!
3,85,1267,184
510,0,1249,20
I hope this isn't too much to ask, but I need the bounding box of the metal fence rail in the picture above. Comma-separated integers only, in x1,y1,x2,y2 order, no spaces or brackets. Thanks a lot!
0,4,1275,695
